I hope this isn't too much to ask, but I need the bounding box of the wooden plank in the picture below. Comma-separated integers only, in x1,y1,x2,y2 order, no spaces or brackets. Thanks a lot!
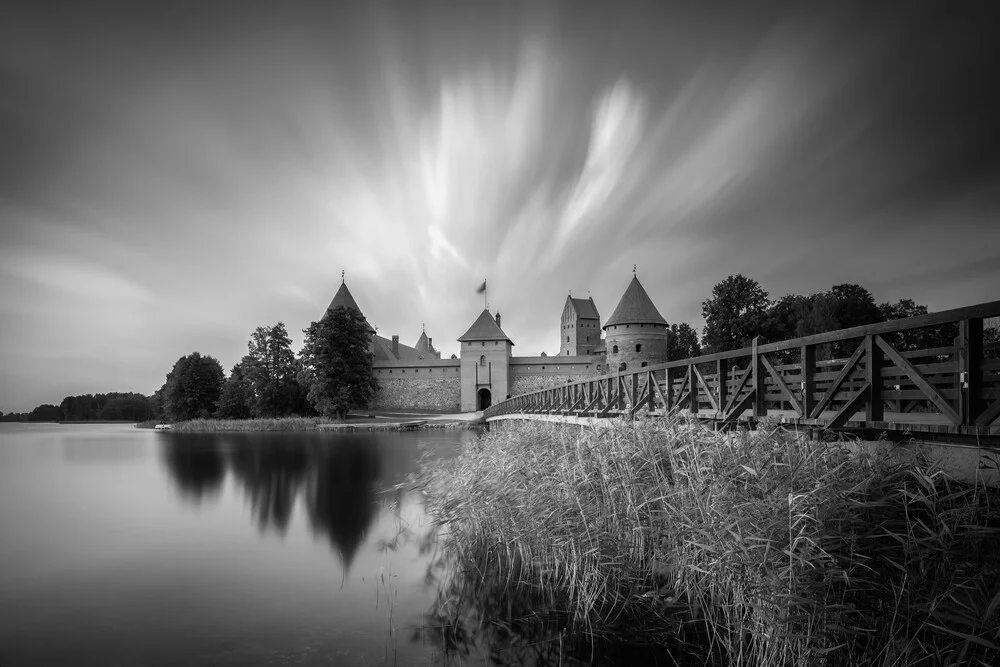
866,334,884,422
876,335,961,425
976,398,1000,427
722,390,755,426
825,383,871,429
688,364,699,415
761,353,803,416
672,372,690,411
810,341,866,419
752,338,766,418
724,366,752,414
958,318,984,426
717,359,729,415
693,365,719,412
801,344,816,418
651,373,671,412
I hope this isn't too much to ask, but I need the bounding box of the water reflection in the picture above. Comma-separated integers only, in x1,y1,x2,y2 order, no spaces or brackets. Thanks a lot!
161,436,227,502
305,438,380,571
226,434,309,534
160,433,396,572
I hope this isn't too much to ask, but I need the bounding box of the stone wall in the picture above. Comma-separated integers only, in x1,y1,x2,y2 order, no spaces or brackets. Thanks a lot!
371,361,462,411
370,375,461,410
511,373,584,396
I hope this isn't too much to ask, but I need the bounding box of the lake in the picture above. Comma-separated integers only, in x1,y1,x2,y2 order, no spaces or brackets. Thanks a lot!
0,423,480,666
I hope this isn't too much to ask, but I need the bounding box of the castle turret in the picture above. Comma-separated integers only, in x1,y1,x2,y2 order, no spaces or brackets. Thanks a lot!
559,295,601,356
602,273,668,373
458,309,513,411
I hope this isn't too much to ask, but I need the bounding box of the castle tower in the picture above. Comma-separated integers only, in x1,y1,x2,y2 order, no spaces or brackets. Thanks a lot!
559,295,601,356
326,280,376,335
458,309,513,411
603,273,668,373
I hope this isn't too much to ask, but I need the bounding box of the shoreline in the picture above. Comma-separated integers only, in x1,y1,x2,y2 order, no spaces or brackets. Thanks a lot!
146,412,484,433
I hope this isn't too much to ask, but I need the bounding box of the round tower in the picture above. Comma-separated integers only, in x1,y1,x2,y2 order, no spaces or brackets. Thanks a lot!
602,273,669,373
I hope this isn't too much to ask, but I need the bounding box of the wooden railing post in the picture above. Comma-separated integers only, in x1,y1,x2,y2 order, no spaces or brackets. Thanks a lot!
665,367,674,410
957,318,984,426
688,364,699,415
631,371,639,414
752,337,766,418
866,334,884,422
801,344,815,418
717,359,728,418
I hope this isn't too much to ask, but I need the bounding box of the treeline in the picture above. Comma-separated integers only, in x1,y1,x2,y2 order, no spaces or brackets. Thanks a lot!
3,306,377,424
0,392,155,423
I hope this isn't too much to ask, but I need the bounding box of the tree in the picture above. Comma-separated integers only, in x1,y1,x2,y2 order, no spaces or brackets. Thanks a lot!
667,323,701,361
162,352,225,421
216,360,254,419
28,404,61,422
701,274,770,352
244,322,302,418
879,298,957,353
298,306,379,420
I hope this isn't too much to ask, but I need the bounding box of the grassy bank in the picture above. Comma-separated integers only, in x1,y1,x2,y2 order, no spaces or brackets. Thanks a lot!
168,417,324,432
420,416,1000,665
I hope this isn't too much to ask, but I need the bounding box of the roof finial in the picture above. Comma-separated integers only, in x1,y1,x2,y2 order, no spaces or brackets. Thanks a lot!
422,322,425,333
633,264,636,275
341,269,345,284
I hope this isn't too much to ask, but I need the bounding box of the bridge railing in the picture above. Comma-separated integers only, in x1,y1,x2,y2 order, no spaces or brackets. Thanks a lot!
483,300,1000,434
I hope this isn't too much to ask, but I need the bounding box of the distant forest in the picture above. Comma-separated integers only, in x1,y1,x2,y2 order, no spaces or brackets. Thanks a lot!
3,275,996,422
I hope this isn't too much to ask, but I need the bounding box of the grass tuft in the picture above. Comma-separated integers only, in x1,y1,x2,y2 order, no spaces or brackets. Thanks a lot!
169,417,324,432
419,415,1000,666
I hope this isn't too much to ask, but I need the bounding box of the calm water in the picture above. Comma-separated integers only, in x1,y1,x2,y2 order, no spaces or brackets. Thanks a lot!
0,423,478,667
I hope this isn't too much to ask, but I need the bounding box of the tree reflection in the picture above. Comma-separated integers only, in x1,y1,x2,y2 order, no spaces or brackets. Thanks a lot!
305,437,381,572
161,435,226,502
227,434,308,534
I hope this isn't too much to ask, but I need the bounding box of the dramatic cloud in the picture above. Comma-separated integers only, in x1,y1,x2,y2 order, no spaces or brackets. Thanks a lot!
0,2,997,411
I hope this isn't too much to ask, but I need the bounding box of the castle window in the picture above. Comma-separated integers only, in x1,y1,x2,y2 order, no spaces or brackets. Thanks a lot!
542,366,545,370
586,335,590,342
612,345,619,353
566,336,570,342
566,351,569,355
479,355,486,367
389,370,392,373
641,362,648,368
481,342,485,347
635,344,642,353
619,362,627,372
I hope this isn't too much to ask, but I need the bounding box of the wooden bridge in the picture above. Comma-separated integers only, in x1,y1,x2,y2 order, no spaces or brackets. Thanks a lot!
483,300,1000,444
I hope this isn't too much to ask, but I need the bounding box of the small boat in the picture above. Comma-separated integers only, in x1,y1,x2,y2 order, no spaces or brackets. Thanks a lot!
153,424,173,431
398,420,427,430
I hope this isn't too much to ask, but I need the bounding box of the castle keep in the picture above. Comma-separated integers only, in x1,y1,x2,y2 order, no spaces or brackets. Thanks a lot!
326,273,670,412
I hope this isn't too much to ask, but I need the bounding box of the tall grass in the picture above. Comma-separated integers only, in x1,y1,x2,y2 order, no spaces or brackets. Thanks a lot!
169,417,324,432
419,415,1000,666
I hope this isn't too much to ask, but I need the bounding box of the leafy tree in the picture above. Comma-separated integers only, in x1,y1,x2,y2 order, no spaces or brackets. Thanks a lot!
701,274,770,353
162,352,225,421
29,404,61,422
878,298,958,354
828,284,883,330
667,323,702,360
298,306,379,420
216,360,254,419
244,323,302,418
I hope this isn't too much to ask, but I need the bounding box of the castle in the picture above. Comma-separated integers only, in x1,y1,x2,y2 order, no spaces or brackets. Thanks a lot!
326,271,671,412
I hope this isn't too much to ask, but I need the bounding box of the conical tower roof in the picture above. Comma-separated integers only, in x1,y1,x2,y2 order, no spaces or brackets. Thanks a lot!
327,281,376,334
415,329,437,354
458,309,513,344
604,275,667,328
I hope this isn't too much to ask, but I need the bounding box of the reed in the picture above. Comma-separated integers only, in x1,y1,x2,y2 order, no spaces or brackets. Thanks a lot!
420,415,1000,666
168,417,324,432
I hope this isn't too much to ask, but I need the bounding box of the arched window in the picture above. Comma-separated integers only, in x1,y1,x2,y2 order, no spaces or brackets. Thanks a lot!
618,362,627,372
479,355,486,366
566,336,570,342
641,362,648,368
635,343,642,353
612,345,619,353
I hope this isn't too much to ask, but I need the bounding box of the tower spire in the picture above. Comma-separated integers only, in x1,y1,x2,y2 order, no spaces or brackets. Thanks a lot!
341,269,345,284
633,264,636,275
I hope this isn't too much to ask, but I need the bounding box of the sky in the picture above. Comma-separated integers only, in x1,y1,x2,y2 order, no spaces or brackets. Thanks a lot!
1,1,998,412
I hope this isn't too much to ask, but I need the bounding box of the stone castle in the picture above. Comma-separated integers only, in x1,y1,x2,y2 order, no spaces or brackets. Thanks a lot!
326,272,670,412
